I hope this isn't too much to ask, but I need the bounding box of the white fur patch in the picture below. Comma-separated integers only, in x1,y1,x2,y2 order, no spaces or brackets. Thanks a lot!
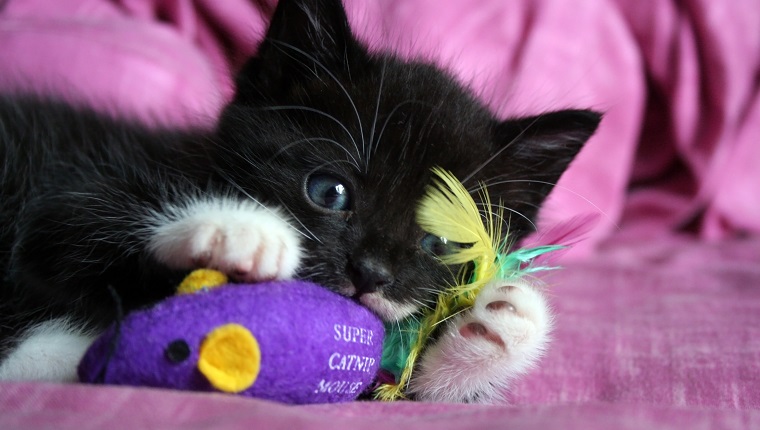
409,278,553,403
0,318,98,382
359,292,418,321
147,196,303,281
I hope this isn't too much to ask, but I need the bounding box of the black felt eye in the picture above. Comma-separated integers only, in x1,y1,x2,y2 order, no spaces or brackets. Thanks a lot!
421,234,471,257
164,339,191,363
307,174,350,211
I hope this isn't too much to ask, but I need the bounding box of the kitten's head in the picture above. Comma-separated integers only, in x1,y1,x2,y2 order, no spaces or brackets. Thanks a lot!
213,0,600,321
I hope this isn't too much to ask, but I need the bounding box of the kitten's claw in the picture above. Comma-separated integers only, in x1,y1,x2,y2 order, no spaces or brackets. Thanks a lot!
148,198,302,282
408,278,552,404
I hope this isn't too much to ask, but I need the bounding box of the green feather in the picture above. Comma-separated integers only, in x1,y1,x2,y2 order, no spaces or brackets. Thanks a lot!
379,318,421,382
497,245,565,278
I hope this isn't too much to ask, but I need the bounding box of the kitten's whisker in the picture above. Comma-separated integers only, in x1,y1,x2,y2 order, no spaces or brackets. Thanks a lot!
272,196,323,245
473,178,617,228
269,136,360,171
269,40,366,163
461,116,543,185
475,200,540,212
373,99,434,158
395,319,405,351
469,174,556,193
411,298,432,311
295,261,331,281
215,173,318,242
258,105,361,168
480,203,537,232
306,159,362,176
407,101,441,162
366,60,386,172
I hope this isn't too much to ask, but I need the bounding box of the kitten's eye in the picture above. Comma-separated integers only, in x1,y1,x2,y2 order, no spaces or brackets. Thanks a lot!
307,174,350,211
421,234,465,257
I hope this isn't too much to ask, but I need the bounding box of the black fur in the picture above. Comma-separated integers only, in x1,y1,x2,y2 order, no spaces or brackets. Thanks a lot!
0,0,599,356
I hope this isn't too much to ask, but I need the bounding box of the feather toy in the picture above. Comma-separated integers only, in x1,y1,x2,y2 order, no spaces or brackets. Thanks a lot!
375,167,564,401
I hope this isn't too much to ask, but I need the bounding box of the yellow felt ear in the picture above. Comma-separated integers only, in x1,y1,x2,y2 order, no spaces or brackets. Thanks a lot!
198,323,261,393
177,269,229,295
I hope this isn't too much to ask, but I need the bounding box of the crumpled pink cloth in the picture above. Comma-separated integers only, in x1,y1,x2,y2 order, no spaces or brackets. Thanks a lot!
1,382,759,429
1,0,758,257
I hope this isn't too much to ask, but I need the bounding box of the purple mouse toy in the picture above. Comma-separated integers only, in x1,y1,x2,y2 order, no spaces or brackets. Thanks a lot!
78,270,384,404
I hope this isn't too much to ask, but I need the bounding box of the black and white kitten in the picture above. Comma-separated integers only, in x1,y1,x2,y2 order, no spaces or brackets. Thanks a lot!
0,0,599,403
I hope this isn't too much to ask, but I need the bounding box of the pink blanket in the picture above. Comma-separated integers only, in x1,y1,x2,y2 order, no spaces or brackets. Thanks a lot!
1,0,759,428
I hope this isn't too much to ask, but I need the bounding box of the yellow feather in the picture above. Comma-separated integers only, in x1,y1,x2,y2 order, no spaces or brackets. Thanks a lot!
416,167,503,297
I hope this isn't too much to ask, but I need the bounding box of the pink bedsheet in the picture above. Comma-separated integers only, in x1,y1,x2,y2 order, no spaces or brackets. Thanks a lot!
1,383,758,430
1,0,759,428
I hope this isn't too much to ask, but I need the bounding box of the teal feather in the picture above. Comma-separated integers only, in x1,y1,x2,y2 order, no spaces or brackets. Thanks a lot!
379,318,421,382
496,245,565,278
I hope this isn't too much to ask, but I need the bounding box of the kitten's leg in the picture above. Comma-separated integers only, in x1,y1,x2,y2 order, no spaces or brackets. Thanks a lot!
4,193,298,383
408,278,552,403
3,194,301,382
0,318,97,381
146,196,303,282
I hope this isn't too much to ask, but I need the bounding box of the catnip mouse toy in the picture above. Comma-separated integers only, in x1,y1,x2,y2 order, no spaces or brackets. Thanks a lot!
78,270,384,404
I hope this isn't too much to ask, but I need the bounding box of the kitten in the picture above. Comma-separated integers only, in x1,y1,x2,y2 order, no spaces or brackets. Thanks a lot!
0,0,599,402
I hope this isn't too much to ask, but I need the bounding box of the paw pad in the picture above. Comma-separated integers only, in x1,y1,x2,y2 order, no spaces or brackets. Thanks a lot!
459,322,506,349
486,300,516,312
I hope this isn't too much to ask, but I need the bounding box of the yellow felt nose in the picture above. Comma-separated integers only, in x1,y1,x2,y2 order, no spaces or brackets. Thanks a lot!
198,323,261,393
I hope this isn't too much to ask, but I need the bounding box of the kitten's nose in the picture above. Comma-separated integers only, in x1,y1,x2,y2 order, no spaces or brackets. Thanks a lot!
350,258,394,295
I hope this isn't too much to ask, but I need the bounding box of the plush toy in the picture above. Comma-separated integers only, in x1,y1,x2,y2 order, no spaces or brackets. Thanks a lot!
78,270,384,404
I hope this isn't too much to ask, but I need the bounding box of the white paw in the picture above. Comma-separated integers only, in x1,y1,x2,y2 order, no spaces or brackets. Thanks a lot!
0,318,97,382
408,278,552,403
147,197,302,282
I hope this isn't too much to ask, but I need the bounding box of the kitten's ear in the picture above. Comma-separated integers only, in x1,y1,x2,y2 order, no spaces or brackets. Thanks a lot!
234,0,359,101
486,109,601,237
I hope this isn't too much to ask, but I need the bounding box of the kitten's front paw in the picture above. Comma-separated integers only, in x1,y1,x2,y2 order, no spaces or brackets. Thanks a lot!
148,197,302,281
408,278,552,403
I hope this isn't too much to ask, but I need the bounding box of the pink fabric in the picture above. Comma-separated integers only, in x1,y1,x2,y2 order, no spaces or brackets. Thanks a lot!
1,385,760,430
513,236,760,408
2,0,760,428
1,383,759,430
